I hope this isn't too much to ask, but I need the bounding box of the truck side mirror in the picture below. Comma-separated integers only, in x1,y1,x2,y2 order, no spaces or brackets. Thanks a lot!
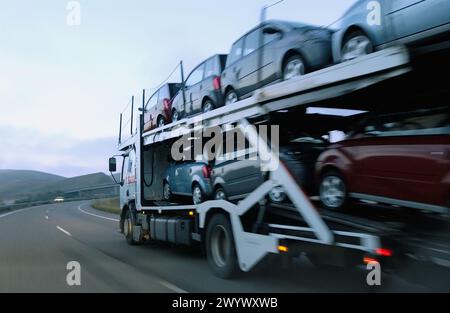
109,157,117,172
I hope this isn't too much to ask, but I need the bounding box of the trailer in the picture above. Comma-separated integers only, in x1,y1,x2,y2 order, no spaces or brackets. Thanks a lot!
109,45,449,278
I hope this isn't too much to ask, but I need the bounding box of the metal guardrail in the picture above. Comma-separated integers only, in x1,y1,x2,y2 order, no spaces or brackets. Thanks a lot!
0,184,120,213
63,183,118,194
0,200,54,213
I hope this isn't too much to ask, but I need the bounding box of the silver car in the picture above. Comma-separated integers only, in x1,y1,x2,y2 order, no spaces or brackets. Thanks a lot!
332,0,450,62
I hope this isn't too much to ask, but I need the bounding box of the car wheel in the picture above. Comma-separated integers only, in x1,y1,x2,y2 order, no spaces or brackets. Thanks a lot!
269,186,286,203
157,116,166,128
192,184,204,205
319,171,347,211
283,55,306,81
206,213,240,279
163,181,172,201
172,109,179,122
225,90,238,106
124,210,139,245
203,100,214,113
214,188,227,201
341,31,373,62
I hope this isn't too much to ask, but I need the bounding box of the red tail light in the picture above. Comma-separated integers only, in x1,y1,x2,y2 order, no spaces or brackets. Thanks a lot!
163,98,172,110
363,257,378,264
375,248,393,257
213,76,221,90
202,165,212,178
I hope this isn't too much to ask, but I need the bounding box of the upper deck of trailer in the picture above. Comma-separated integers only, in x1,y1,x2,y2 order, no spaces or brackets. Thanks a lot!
117,46,411,151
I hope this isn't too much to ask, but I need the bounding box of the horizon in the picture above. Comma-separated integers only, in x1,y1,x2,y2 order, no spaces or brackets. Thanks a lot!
0,168,110,179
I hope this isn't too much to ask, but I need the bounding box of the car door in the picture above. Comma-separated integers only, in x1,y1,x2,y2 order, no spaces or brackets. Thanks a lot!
388,0,449,40
172,162,186,194
178,162,195,194
157,85,170,120
144,90,159,131
351,113,449,207
184,63,205,116
260,25,281,87
214,130,263,199
222,38,244,96
238,28,262,97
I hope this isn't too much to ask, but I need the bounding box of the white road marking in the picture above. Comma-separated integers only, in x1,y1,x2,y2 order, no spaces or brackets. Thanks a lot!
78,205,120,222
158,280,188,293
0,207,34,220
56,226,72,237
45,216,49,220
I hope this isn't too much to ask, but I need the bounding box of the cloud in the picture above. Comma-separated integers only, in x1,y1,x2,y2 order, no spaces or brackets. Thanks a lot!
0,126,116,177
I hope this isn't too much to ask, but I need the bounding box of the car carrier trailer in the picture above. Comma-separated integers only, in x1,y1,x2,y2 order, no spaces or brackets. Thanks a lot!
109,46,435,278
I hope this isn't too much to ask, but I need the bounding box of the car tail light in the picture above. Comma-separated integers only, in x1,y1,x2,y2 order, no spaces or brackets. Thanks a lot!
363,257,378,264
163,98,172,110
213,76,221,90
202,165,212,178
375,248,393,257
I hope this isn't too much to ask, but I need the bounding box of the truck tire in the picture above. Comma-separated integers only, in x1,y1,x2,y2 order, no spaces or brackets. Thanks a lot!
124,209,140,245
206,214,240,279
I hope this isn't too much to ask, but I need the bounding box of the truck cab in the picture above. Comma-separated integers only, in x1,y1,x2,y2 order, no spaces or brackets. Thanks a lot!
110,146,137,211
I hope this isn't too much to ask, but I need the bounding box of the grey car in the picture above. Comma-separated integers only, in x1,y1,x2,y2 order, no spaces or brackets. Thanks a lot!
163,160,213,205
171,54,227,122
211,134,264,201
221,20,333,105
331,0,450,63
210,129,316,202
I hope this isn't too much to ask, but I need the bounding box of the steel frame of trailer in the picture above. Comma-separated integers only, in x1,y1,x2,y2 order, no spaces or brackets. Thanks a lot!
118,46,411,272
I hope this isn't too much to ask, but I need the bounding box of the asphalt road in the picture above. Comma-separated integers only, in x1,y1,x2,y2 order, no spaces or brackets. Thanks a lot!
0,201,446,293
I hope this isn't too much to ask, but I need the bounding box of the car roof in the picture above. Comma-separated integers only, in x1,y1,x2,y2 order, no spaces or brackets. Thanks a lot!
230,19,320,45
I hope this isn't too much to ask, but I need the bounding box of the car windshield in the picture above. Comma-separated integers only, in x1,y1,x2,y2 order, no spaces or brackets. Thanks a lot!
352,110,450,137
291,136,326,144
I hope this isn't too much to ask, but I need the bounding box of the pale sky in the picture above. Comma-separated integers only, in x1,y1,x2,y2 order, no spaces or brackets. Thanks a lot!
0,0,356,177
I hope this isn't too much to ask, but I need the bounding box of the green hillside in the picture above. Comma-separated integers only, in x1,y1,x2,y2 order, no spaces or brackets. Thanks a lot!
0,170,65,201
0,170,114,203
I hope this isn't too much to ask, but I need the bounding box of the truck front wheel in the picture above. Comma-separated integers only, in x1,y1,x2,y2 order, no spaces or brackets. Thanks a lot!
124,210,139,245
206,214,240,279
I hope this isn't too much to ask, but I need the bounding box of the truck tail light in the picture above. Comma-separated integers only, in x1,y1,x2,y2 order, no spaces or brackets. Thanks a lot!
202,165,212,178
375,248,393,257
213,76,221,91
163,98,172,110
363,257,377,264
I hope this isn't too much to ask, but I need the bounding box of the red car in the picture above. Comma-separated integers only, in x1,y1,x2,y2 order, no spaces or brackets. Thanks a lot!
143,83,181,132
316,108,450,213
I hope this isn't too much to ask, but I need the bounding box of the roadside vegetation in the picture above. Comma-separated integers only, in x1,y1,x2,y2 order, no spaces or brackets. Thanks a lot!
92,198,121,214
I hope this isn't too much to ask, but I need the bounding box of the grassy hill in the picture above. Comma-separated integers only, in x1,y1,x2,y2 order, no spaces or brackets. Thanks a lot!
42,172,114,192
0,170,65,202
0,170,114,203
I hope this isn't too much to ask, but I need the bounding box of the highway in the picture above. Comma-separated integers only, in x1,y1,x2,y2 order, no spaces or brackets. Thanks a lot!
0,201,446,293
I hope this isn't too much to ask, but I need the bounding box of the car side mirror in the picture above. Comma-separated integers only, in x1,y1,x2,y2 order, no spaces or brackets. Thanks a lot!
263,27,282,37
263,27,279,34
109,157,117,172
